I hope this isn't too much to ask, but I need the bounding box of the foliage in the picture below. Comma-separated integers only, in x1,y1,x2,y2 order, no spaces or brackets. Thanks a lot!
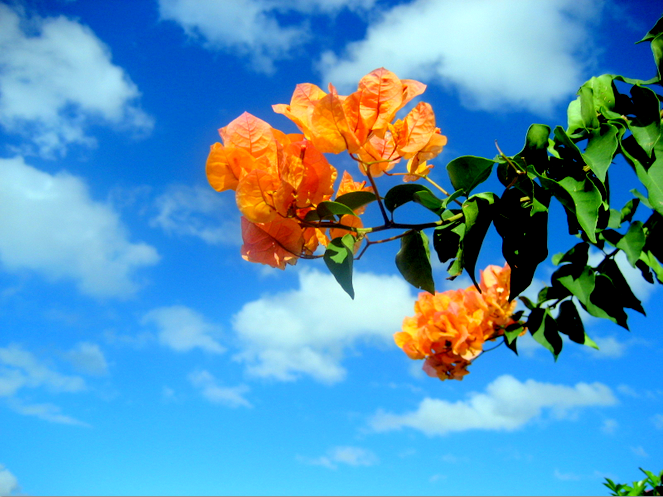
604,468,663,496
206,16,663,381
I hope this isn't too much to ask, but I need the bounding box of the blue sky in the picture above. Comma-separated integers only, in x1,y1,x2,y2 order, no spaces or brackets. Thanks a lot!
0,0,662,495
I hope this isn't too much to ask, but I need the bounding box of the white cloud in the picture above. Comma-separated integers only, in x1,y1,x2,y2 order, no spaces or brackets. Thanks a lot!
318,0,603,114
64,342,109,376
142,305,225,354
232,269,415,383
150,184,241,245
0,4,152,157
369,374,617,436
158,0,375,72
0,156,160,298
299,446,378,469
0,464,19,496
188,370,251,408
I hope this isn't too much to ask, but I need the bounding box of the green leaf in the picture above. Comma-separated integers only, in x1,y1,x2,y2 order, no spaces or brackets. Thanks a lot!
461,193,498,288
316,200,357,219
583,123,619,183
334,191,376,211
622,137,663,216
395,231,435,294
554,242,589,268
413,190,444,216
535,171,602,243
323,235,356,299
630,85,661,158
554,265,596,309
384,184,435,213
636,15,663,43
557,300,598,349
579,84,600,131
616,221,646,267
516,124,551,172
527,308,563,360
446,156,495,197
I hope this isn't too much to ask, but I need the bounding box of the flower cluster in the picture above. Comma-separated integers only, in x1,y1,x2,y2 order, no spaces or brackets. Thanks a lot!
206,68,447,270
394,264,518,381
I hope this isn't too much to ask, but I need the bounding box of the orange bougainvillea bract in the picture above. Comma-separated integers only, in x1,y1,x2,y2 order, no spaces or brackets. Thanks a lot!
394,264,518,381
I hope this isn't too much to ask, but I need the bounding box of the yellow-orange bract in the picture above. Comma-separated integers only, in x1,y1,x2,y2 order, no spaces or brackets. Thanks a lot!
394,264,518,381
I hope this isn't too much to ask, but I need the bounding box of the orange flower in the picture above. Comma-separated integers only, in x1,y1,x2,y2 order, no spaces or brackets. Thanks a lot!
395,264,516,381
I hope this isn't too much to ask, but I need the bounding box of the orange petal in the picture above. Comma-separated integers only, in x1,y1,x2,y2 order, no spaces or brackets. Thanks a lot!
206,143,256,192
240,216,304,269
309,88,360,154
235,169,281,223
355,68,404,135
397,102,437,159
219,112,279,164
273,83,327,139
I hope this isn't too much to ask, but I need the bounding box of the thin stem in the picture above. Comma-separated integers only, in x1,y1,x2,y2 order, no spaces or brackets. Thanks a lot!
365,165,390,224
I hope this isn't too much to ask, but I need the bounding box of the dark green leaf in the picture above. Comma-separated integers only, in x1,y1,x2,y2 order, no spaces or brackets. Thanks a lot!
494,188,549,299
600,259,645,315
433,223,463,264
323,235,356,299
557,300,598,349
622,137,663,216
384,184,434,213
461,193,497,288
395,231,435,294
527,308,563,360
334,191,376,211
446,156,495,197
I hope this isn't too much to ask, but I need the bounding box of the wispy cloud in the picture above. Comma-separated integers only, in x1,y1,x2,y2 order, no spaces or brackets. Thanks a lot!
0,344,88,425
151,184,241,245
64,342,109,376
0,4,152,157
142,305,225,354
232,269,415,383
298,446,378,469
0,156,159,298
188,370,251,408
369,375,617,436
